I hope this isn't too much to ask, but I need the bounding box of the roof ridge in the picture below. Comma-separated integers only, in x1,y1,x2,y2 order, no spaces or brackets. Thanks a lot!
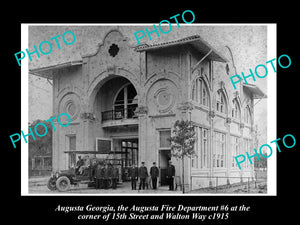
135,34,201,51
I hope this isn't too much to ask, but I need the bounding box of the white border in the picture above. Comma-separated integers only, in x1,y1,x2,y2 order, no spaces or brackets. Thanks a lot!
21,24,29,195
267,24,277,196
21,23,276,196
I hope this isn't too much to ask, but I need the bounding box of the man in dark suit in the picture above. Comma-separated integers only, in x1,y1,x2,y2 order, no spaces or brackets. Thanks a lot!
94,164,102,189
103,163,111,189
99,163,105,189
129,164,138,190
111,165,119,189
150,162,159,189
166,160,175,191
138,162,148,190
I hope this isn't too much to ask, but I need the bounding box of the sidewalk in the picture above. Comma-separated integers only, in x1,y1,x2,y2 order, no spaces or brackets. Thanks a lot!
189,180,267,194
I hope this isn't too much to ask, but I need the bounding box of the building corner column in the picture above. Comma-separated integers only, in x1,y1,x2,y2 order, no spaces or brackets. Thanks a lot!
225,117,232,185
208,110,215,188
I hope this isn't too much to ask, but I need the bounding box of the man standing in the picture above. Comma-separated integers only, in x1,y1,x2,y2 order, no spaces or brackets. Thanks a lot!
111,165,119,189
138,162,148,190
166,160,175,191
150,162,159,190
103,163,110,189
99,163,105,189
94,164,102,189
129,164,138,190
107,163,113,189
89,159,97,182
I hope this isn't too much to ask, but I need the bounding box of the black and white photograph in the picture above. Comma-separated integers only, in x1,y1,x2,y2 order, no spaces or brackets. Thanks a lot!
4,5,299,225
23,24,272,195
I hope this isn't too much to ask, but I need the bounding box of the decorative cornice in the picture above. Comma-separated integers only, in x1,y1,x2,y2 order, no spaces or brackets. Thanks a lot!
80,112,95,120
107,64,117,74
208,110,215,118
226,117,232,124
134,106,148,115
177,102,194,111
148,113,176,118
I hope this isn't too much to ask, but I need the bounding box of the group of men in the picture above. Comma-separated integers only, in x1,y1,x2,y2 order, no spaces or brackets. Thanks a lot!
75,156,119,189
75,156,176,191
94,163,119,189
129,160,176,191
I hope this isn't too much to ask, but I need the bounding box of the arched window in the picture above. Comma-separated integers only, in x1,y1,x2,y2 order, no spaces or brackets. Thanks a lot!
214,131,226,168
231,99,240,119
114,83,138,119
192,78,209,107
216,90,227,114
244,106,252,124
192,127,209,169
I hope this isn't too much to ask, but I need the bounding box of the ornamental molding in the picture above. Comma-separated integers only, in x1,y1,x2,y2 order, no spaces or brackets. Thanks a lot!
80,112,95,120
226,117,232,124
208,110,215,118
134,106,148,115
177,101,194,111
154,87,175,113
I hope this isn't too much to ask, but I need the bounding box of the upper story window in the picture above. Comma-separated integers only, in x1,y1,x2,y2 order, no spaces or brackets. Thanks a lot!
113,83,138,119
231,99,240,119
214,131,226,168
192,127,209,169
216,90,226,114
231,135,239,168
159,130,171,149
244,105,252,124
192,78,209,107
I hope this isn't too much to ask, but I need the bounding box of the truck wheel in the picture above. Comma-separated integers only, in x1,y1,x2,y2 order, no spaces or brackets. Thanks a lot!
47,177,57,191
56,176,71,192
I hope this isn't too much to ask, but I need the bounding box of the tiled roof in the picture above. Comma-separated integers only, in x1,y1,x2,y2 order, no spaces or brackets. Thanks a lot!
134,35,201,51
134,35,227,63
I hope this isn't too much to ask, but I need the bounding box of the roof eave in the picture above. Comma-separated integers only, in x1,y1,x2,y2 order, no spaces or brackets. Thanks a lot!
243,83,267,99
29,60,83,79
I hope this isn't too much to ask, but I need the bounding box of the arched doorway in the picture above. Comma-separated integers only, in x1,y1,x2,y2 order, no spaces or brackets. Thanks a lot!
92,75,139,181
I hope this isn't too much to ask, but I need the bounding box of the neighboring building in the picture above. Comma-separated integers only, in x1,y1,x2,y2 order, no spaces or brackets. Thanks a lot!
29,155,52,176
28,120,53,177
30,29,266,191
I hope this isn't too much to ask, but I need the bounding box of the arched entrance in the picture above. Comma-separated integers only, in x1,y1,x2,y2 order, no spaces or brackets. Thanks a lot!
92,75,139,181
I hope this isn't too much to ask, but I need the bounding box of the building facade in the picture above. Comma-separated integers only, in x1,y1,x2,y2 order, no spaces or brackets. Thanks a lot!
31,29,266,191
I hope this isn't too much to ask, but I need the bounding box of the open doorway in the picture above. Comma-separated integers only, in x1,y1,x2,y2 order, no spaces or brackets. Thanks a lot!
120,139,138,181
159,149,171,186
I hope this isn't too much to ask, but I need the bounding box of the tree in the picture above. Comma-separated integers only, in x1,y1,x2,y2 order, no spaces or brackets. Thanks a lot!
28,119,53,157
170,119,196,193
